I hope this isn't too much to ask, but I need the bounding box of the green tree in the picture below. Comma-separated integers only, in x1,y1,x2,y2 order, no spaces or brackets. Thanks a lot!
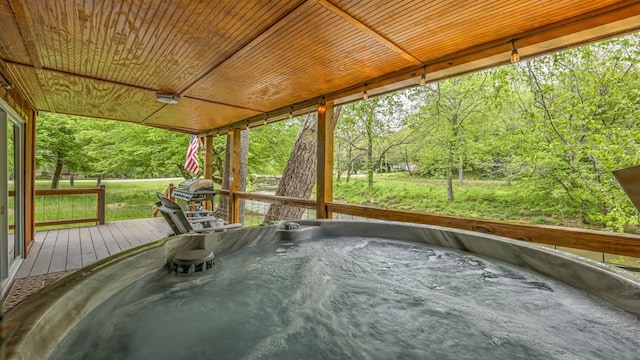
412,73,490,201
341,94,405,188
513,35,640,228
36,113,91,188
335,112,364,182
37,113,207,182
248,120,298,176
79,119,194,178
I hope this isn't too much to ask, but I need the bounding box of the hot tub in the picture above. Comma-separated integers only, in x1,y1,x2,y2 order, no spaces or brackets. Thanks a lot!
4,220,640,359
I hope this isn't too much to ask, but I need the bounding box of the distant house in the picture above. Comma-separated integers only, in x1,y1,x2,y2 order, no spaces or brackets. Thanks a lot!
391,163,418,172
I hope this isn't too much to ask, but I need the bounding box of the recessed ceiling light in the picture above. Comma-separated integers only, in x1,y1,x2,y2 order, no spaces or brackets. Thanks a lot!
156,92,180,104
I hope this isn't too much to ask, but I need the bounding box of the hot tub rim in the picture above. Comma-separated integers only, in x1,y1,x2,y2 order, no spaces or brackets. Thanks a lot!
4,220,640,359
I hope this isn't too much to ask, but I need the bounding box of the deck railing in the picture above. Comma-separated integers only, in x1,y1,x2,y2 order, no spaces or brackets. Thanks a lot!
215,190,640,268
9,185,106,228
216,190,316,225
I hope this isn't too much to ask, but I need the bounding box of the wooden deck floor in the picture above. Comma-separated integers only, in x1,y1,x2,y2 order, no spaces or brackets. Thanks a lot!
16,218,173,278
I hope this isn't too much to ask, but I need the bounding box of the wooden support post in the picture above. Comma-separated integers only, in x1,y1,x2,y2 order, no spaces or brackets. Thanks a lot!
204,135,213,210
23,109,36,252
228,129,242,224
97,184,106,225
168,183,175,200
316,100,334,219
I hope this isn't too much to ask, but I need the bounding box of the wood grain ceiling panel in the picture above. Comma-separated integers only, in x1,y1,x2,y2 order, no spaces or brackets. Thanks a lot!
145,98,261,134
0,0,30,62
38,70,163,123
187,2,414,112
335,0,625,63
3,62,47,110
1,0,638,133
17,0,301,92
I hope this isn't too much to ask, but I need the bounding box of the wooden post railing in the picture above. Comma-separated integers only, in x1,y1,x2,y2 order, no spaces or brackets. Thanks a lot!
326,202,640,258
10,186,107,228
216,191,640,259
233,191,316,209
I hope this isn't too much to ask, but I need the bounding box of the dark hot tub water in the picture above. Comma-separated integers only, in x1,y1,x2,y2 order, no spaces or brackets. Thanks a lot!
51,236,640,359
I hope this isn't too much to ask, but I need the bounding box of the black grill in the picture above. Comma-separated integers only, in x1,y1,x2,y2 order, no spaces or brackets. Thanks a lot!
172,179,216,211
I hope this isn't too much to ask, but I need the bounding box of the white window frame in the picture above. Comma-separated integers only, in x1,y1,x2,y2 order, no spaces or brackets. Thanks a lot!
0,99,25,296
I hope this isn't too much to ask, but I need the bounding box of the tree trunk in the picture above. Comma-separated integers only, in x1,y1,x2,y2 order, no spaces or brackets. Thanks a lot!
264,113,318,222
447,143,454,202
458,153,464,185
452,113,464,186
403,148,412,176
96,174,103,187
447,175,454,202
346,145,353,182
69,172,75,187
367,138,373,189
212,142,225,184
265,106,342,222
336,147,342,183
51,156,63,189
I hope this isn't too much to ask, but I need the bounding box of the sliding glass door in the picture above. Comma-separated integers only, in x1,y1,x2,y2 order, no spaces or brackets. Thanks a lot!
1,105,24,289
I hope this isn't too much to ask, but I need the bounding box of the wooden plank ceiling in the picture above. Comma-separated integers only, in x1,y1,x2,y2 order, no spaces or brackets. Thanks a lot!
1,0,639,134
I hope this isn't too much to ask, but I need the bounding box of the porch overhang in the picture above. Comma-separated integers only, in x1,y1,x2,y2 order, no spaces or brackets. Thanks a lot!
0,0,639,134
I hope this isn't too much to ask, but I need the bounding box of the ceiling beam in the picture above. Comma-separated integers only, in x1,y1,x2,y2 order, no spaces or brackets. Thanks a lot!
1,60,263,115
317,0,422,65
7,0,55,111
0,59,34,110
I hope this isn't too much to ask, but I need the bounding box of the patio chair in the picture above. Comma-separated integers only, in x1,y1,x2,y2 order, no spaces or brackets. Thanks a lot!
156,192,242,235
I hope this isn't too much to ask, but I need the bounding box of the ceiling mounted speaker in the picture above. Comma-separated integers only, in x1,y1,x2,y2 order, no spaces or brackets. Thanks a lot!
0,72,13,89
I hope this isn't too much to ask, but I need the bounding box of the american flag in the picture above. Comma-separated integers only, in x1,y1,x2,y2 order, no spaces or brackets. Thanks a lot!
184,135,199,174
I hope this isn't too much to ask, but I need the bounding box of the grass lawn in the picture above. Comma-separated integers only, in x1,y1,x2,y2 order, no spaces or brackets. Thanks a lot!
334,172,581,227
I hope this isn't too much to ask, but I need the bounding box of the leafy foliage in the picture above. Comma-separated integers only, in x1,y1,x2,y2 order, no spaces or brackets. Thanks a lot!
509,36,640,229
339,94,408,188
248,119,299,176
37,114,194,179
